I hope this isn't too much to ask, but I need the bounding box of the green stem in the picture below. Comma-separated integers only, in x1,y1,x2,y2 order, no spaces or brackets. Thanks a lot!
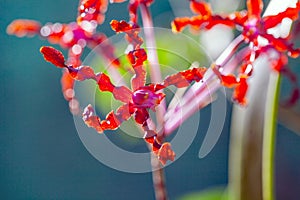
228,1,296,199
229,56,269,200
262,72,281,200
228,57,280,200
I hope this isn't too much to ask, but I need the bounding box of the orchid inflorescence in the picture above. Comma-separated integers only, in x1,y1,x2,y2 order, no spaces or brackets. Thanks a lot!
7,0,300,165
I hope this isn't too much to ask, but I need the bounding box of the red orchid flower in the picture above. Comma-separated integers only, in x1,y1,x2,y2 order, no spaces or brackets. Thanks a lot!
173,0,300,54
7,0,118,68
40,42,206,164
7,0,119,114
172,0,300,106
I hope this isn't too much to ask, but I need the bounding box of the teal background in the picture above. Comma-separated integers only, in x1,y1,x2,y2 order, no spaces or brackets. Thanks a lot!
0,0,300,199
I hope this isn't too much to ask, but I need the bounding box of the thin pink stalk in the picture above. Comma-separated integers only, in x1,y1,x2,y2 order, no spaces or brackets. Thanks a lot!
167,62,200,111
139,4,168,200
215,34,245,67
140,3,166,136
106,64,126,86
139,4,163,83
222,47,251,74
164,68,218,134
151,153,168,200
164,35,244,134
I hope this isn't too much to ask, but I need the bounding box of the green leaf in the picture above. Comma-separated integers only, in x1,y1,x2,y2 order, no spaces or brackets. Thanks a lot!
178,187,228,200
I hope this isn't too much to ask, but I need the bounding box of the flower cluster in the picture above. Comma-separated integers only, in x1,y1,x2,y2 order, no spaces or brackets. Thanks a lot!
40,40,206,164
7,0,300,165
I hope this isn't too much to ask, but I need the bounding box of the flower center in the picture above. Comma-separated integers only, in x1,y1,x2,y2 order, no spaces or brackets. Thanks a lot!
243,18,262,41
132,89,159,108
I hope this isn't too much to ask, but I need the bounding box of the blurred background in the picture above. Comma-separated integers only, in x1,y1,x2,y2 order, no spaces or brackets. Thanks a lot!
1,0,300,199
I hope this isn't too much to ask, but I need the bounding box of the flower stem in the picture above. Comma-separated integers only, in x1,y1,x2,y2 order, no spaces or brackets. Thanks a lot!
215,34,245,68
151,154,168,200
140,3,166,136
139,4,168,200
263,72,280,200
164,35,244,134
229,56,269,200
139,4,162,84
228,55,280,200
228,1,296,200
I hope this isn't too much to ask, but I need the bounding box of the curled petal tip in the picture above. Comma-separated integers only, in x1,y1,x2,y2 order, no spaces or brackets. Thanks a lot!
82,104,104,133
40,46,66,68
247,0,264,18
158,143,176,165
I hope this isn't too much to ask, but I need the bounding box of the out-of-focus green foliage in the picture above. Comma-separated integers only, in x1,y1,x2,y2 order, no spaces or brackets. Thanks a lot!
178,187,227,200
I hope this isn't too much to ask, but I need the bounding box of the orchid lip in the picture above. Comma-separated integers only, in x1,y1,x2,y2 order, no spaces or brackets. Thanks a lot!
132,89,160,108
